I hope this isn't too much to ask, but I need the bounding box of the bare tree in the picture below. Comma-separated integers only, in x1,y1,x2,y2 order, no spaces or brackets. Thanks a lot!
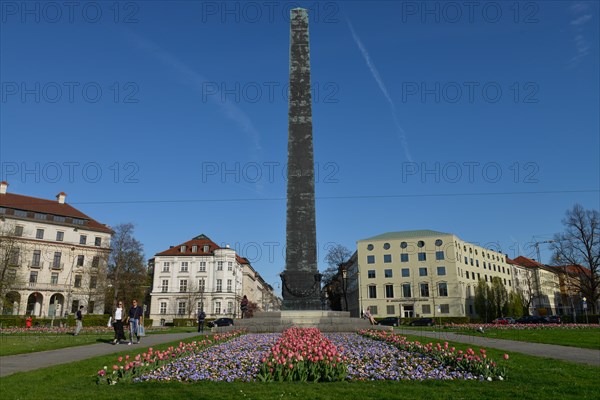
322,244,352,284
514,268,536,316
107,223,147,314
0,222,25,314
551,204,599,313
182,280,205,319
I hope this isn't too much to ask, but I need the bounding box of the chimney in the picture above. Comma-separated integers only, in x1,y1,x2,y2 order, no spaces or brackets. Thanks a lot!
56,192,66,204
0,181,7,194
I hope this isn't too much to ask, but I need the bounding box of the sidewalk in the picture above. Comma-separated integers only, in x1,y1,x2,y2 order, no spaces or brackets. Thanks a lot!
396,327,600,367
0,332,202,377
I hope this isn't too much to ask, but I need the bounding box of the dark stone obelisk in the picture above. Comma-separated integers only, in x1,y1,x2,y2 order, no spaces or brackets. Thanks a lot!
281,8,321,310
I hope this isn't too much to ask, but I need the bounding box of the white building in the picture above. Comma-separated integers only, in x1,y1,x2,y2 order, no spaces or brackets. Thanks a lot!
354,230,513,319
509,256,562,316
0,182,113,316
148,234,278,326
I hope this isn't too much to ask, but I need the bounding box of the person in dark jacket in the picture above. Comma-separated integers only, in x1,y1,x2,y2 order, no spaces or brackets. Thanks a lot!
197,310,206,332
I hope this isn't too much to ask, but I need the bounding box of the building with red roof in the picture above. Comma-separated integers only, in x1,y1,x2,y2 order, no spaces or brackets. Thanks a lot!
0,182,113,317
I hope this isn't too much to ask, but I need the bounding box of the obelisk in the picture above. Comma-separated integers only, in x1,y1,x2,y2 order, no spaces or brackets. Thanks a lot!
281,8,321,310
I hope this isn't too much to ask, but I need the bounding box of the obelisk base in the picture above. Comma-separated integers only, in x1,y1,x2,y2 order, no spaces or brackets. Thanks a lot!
280,270,321,310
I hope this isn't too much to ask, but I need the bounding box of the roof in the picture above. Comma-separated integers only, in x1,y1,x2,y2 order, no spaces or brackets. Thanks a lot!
360,230,452,242
511,256,546,268
0,191,112,234
548,264,592,277
155,234,222,256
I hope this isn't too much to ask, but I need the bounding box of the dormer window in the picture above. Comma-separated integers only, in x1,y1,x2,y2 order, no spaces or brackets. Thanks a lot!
180,245,186,253
192,245,198,253
203,245,209,253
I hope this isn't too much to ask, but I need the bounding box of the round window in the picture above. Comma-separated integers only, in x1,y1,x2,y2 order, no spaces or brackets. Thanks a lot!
367,244,374,251
400,242,408,249
435,239,443,246
417,240,425,248
383,243,390,250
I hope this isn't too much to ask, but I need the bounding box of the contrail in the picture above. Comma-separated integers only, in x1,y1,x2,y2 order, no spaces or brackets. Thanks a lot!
347,20,413,162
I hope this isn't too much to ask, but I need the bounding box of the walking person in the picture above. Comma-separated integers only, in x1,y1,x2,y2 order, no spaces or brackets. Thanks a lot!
112,301,126,344
74,305,84,336
197,309,206,333
240,295,249,319
128,299,143,345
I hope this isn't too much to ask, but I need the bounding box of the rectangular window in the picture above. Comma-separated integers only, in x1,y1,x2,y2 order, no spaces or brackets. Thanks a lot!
160,302,167,314
36,229,44,239
199,261,206,272
368,285,377,299
79,235,87,245
92,256,100,268
15,225,24,236
77,255,84,267
386,305,395,315
94,237,102,246
470,258,473,266
483,262,487,269
54,216,65,223
440,304,450,314
74,274,82,288
15,210,27,217
228,301,234,314
199,279,205,292
367,255,375,264
180,246,186,253
180,262,188,272
52,252,62,269
465,256,468,264
56,231,64,241
402,283,411,298
88,302,94,313
71,300,79,314
419,267,428,277
216,279,222,292
401,268,410,277
89,276,97,289
72,218,85,225
34,212,45,220
228,261,233,271
368,270,376,279
400,253,409,262
383,254,392,263
476,260,479,267
485,275,488,282
217,261,223,270
435,251,444,260
437,266,446,276
438,282,448,296
422,304,431,314
214,301,221,314
192,245,198,253
227,279,232,292
29,271,38,283
420,283,429,297
9,248,20,265
418,252,426,261
32,250,41,267
384,269,393,278
385,284,394,298
50,272,59,285
179,279,188,292
370,306,378,315
178,302,186,315
162,262,170,272
161,280,168,292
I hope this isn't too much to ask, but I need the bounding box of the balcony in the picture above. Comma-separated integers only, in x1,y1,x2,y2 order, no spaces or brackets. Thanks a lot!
15,282,70,291
28,262,45,269
51,263,64,271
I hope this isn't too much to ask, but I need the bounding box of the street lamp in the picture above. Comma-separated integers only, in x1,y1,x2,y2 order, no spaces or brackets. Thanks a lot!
65,247,76,317
341,266,348,312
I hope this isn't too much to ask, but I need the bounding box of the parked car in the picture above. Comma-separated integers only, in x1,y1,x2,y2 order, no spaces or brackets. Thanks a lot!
408,318,435,327
546,315,562,324
207,318,234,328
516,316,548,324
376,317,400,327
492,317,516,325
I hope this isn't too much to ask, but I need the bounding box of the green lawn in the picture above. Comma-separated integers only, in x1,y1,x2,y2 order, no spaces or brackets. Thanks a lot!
396,326,600,350
0,335,599,400
0,327,199,356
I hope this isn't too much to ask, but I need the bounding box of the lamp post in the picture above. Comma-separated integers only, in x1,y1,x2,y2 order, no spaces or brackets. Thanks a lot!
341,266,348,312
582,297,588,324
65,247,76,317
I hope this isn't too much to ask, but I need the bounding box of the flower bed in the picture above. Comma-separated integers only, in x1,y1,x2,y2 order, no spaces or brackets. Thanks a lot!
121,328,508,384
442,323,600,331
257,327,347,382
97,331,244,385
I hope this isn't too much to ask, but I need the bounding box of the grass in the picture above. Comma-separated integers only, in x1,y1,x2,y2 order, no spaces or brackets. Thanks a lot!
0,326,200,356
0,334,599,400
397,326,600,350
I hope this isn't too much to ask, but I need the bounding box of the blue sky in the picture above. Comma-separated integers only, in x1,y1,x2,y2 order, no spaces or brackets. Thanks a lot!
1,1,598,294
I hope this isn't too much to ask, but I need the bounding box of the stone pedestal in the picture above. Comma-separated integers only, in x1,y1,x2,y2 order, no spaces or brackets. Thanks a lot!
212,311,391,333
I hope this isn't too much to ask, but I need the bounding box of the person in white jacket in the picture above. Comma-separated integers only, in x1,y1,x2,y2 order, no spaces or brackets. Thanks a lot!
112,301,126,344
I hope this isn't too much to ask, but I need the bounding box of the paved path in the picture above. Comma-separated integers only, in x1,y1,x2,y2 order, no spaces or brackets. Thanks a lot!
396,327,600,367
0,332,202,377
1,329,598,378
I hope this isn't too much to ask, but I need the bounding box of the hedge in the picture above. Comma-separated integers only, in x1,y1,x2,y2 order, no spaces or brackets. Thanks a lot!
0,315,153,328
